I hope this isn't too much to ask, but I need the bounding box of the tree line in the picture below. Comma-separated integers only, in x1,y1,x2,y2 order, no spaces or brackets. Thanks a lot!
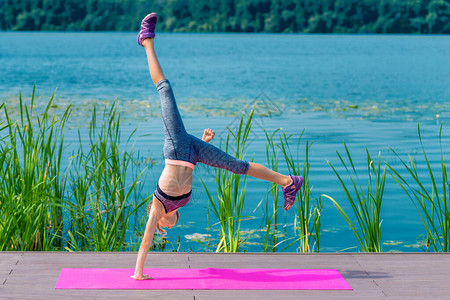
1,0,449,33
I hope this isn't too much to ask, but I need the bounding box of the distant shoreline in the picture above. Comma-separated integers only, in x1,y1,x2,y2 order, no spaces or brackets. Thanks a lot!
1,30,449,36
1,0,448,34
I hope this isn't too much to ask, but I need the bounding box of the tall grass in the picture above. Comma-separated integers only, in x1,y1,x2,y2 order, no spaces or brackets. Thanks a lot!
4,90,450,253
66,103,147,251
259,128,282,252
0,88,69,250
389,124,450,252
0,91,149,251
202,109,254,252
323,144,386,252
278,130,322,252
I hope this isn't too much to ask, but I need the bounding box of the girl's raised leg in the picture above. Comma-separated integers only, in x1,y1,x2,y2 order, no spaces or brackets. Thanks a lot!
142,38,165,86
140,17,187,137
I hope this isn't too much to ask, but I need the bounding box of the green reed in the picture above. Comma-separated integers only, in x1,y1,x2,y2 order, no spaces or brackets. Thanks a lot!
0,87,70,250
202,109,254,252
323,144,386,252
259,128,282,252
66,103,147,251
6,90,450,254
278,130,322,252
0,90,150,251
389,124,450,252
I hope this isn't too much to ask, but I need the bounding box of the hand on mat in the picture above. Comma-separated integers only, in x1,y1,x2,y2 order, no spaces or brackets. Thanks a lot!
202,128,215,143
130,274,153,280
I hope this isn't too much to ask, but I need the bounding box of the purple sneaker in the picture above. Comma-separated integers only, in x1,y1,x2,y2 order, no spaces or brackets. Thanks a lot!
282,175,303,211
137,13,157,46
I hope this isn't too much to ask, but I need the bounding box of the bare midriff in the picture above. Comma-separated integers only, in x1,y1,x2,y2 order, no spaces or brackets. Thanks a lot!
158,161,193,196
165,159,195,170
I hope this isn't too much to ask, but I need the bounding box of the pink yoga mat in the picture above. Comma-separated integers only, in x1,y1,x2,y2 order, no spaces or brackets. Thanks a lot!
55,268,352,290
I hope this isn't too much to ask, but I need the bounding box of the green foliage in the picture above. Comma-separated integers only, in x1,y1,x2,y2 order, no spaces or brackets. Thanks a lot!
3,89,450,253
259,128,283,252
323,144,386,252
0,87,69,250
257,128,321,253
1,0,449,33
389,124,450,252
201,108,254,252
278,130,321,252
65,103,147,251
0,90,150,251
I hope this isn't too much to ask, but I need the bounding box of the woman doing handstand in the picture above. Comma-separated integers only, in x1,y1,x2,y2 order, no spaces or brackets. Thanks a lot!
132,13,303,280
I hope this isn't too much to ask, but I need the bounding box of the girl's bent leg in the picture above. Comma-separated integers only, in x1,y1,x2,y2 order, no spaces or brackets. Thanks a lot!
193,136,249,174
193,136,291,186
247,162,292,187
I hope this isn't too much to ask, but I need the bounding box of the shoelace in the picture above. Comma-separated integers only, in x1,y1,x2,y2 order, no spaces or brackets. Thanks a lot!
283,180,299,197
142,22,155,31
283,180,295,191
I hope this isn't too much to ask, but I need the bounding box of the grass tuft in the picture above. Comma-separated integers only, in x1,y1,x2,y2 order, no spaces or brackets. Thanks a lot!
323,144,386,252
389,123,450,252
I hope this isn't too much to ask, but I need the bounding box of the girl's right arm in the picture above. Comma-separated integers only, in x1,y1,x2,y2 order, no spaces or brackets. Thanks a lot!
132,201,162,280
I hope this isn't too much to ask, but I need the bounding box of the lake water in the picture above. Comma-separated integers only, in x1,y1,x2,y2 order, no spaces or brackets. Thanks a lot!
1,32,450,252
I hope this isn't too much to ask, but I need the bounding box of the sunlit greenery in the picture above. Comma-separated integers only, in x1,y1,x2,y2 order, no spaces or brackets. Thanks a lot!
1,0,449,33
201,108,254,252
390,124,450,252
324,145,386,252
278,130,321,252
0,89,150,251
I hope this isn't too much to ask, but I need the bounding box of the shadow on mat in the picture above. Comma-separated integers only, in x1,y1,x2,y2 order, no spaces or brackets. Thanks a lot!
341,270,391,279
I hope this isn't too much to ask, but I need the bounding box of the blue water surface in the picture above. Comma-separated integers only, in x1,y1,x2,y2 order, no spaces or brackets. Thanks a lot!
1,32,450,252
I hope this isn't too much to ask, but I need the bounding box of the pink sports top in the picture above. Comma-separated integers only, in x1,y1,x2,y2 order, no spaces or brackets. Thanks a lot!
165,159,195,170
